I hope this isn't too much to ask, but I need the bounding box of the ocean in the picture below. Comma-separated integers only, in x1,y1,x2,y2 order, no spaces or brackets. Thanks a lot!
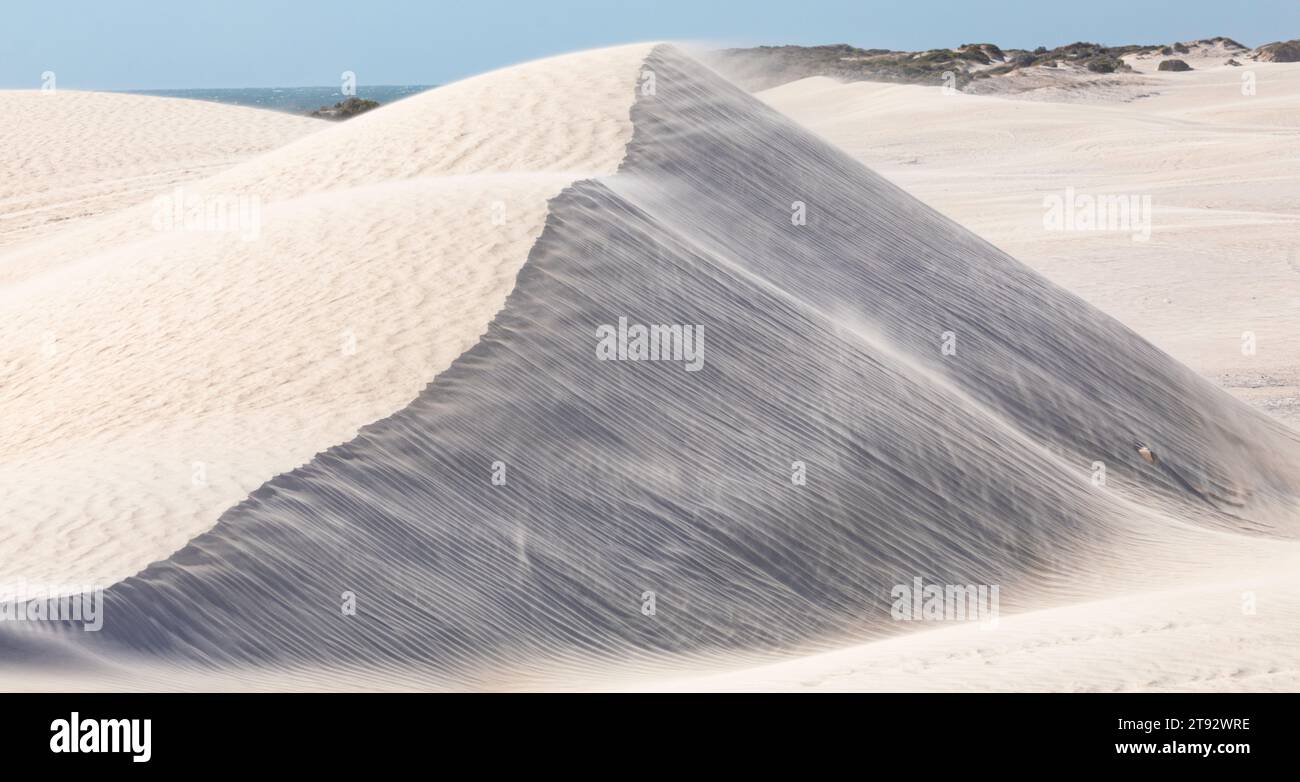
123,85,436,115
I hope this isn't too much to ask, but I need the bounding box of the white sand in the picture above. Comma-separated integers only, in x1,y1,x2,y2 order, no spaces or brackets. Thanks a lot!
613,559,1300,692
2,45,1298,693
0,91,320,251
623,58,1300,693
760,62,1300,424
0,43,652,590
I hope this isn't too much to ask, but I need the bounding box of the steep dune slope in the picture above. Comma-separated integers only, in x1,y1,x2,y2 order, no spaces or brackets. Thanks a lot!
4,46,1298,690
758,64,1300,423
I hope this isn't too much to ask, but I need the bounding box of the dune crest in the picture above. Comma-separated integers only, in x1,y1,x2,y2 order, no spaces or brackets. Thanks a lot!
4,45,1299,690
0,44,653,590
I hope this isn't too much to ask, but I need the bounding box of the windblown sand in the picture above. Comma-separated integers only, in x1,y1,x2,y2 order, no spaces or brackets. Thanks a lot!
760,61,1300,423
1,44,1298,692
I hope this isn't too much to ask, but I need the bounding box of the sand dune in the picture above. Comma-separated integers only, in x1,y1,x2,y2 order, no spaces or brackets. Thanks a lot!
612,562,1300,692
0,90,320,252
760,62,1300,424
0,44,650,590
3,44,1299,691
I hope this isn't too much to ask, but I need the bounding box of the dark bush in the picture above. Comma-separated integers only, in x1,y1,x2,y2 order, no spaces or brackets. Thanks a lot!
310,96,381,120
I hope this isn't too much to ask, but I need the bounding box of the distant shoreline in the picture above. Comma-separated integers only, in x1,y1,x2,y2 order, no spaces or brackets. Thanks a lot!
120,84,436,115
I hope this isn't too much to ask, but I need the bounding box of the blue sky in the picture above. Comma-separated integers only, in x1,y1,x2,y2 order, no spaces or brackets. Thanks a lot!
5,0,1298,89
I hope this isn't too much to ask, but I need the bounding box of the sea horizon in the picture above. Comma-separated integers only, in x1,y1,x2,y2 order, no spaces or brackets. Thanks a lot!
121,84,437,114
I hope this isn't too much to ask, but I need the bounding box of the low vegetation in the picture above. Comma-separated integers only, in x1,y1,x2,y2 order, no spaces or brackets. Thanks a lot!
310,96,381,120
1256,40,1300,62
712,35,1281,91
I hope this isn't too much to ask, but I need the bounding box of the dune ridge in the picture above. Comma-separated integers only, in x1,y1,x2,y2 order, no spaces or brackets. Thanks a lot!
758,63,1300,425
0,44,651,590
3,45,1299,690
